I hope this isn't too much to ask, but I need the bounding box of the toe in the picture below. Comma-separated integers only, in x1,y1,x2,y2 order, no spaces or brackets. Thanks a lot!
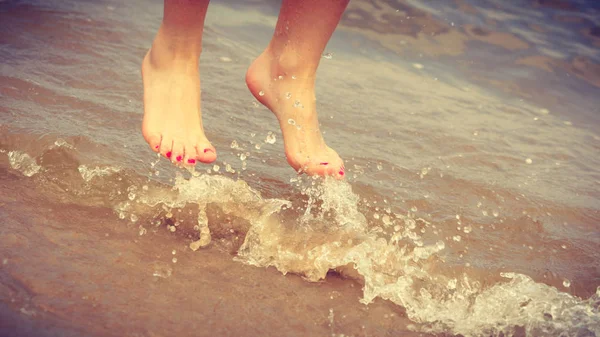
171,141,185,163
144,133,162,153
159,138,173,159
195,142,217,164
183,142,198,165
336,163,345,179
304,151,344,179
326,161,346,179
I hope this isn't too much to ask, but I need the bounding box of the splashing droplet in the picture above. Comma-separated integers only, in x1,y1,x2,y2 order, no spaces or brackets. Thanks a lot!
152,262,172,278
278,75,284,80
240,153,247,161
563,279,571,287
322,52,333,59
377,163,383,171
410,206,418,212
293,100,304,108
230,140,239,149
265,132,276,144
288,119,296,125
172,257,178,263
255,144,261,150
213,165,220,172
285,92,292,99
291,75,297,80
259,90,265,96
525,158,533,164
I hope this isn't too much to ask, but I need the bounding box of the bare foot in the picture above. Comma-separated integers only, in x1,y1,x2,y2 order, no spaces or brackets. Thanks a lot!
141,26,216,165
246,50,345,178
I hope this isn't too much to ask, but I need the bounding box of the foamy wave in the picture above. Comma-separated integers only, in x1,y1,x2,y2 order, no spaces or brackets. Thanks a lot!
115,173,600,336
236,179,599,336
402,272,600,336
78,165,121,182
116,172,289,250
51,139,75,149
8,151,42,177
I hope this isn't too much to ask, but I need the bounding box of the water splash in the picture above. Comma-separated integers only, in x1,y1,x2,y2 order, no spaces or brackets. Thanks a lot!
8,151,42,177
78,165,121,182
265,132,276,144
110,171,599,337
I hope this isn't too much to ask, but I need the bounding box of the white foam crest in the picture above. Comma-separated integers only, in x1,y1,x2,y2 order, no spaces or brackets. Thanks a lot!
8,151,42,177
120,173,289,251
78,165,121,182
402,273,600,336
51,139,75,149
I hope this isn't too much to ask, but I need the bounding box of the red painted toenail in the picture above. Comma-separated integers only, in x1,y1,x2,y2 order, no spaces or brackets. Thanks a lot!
339,170,344,176
188,159,196,164
155,145,159,149
204,148,212,153
176,155,182,162
320,162,329,165
166,151,172,158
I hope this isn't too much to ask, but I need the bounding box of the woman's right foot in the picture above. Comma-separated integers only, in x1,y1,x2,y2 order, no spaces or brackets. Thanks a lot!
246,49,345,178
141,25,216,165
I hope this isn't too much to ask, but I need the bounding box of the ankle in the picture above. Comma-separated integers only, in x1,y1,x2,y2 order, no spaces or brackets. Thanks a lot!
147,25,202,71
263,46,318,83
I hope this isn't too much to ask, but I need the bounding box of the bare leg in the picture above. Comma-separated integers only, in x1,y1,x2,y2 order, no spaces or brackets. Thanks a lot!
142,0,216,165
246,0,349,178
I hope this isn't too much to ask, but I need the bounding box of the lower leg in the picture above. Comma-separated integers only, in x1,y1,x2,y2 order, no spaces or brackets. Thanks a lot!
268,0,349,78
142,0,216,165
246,0,349,177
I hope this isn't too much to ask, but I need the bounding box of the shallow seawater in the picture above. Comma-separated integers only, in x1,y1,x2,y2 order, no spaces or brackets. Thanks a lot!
1,0,599,336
